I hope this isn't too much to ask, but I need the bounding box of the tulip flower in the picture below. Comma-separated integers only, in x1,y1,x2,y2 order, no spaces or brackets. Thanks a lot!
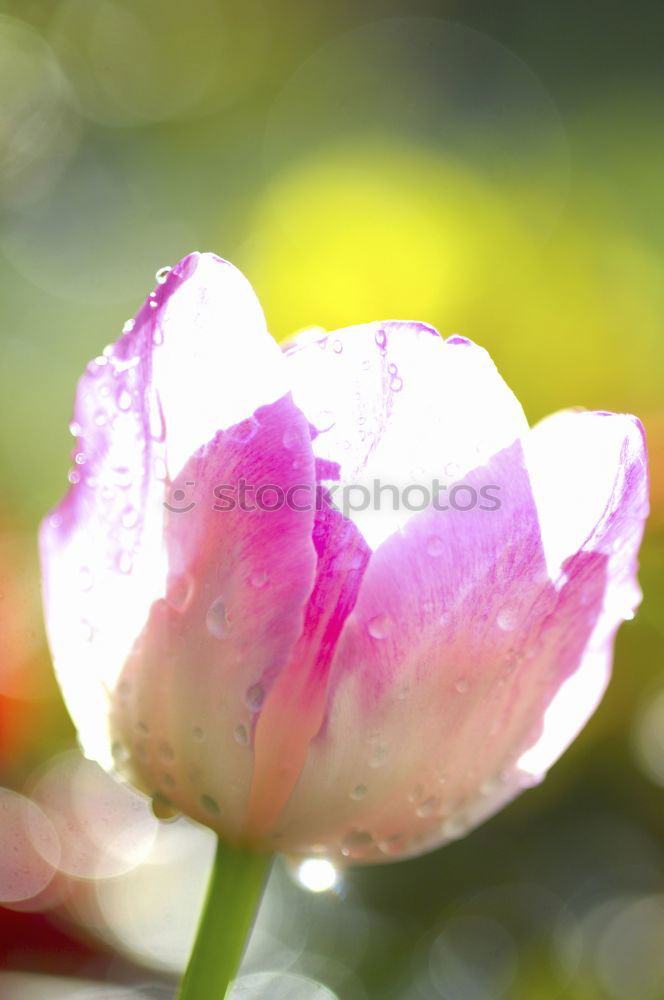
40,252,648,997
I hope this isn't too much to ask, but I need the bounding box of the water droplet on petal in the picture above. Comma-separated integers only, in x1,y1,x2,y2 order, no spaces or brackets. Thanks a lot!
497,607,519,631
427,535,444,557
367,612,391,639
68,420,81,437
206,597,230,639
442,815,468,839
166,574,193,612
350,784,367,801
155,266,171,284
93,409,107,426
152,792,180,821
157,742,175,762
229,417,259,443
282,427,299,450
117,388,132,411
200,794,220,815
249,569,268,589
74,452,86,465
374,329,387,350
377,833,408,856
455,678,469,694
150,403,166,442
113,466,133,488
122,318,135,334
416,796,441,818
368,742,389,769
116,550,133,574
332,339,343,354
68,468,81,484
341,829,374,859
192,726,204,742
234,723,249,746
120,505,138,529
390,374,403,392
111,741,129,766
245,683,265,712
149,299,159,311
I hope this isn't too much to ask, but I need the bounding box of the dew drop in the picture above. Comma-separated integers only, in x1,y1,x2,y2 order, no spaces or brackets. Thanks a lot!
206,597,230,639
117,388,132,411
155,266,171,284
377,833,408,856
368,742,389,769
151,792,180,821
150,402,165,442
350,784,368,801
332,339,343,354
166,574,193,612
234,723,249,746
149,299,159,311
341,829,374,859
390,375,403,392
111,741,129,766
455,678,469,694
367,612,391,640
93,409,107,426
122,318,135,334
68,420,81,437
361,359,371,371
68,468,81,485
427,535,444,557
245,683,265,712
374,329,387,350
120,505,138,529
200,794,220,815
496,607,519,631
74,451,86,465
416,796,441,818
192,726,204,742
229,417,259,443
117,550,133,574
113,465,133,488
249,568,268,589
158,741,175,762
442,815,468,839
282,427,299,450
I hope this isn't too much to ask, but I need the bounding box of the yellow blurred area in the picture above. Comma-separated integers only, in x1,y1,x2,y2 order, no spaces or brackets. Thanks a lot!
242,143,527,341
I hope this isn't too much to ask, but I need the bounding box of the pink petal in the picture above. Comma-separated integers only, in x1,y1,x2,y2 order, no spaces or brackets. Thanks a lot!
39,253,304,774
266,411,647,862
110,394,318,839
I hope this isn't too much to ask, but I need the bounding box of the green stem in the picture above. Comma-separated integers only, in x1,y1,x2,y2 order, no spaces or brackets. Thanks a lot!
177,839,272,1000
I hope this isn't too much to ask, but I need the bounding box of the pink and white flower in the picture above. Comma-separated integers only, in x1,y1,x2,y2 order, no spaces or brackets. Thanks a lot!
40,252,648,863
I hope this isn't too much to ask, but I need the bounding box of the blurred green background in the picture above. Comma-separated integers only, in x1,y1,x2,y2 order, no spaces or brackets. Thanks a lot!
0,1,662,998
